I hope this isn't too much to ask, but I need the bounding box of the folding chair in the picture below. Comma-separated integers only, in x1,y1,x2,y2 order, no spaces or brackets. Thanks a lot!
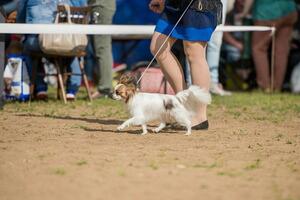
30,5,92,103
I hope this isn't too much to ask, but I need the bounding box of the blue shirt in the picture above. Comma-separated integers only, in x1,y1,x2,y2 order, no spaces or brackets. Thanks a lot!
253,0,297,20
17,0,87,23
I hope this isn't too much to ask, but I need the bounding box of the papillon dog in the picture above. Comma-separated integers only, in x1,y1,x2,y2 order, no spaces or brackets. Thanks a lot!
112,74,211,135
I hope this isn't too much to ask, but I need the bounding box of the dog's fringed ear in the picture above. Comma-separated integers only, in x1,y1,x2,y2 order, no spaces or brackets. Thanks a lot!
119,72,137,86
125,86,136,103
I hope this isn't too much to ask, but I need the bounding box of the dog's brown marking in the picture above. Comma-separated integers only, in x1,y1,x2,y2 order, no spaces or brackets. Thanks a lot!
163,99,174,110
119,73,136,87
125,87,136,103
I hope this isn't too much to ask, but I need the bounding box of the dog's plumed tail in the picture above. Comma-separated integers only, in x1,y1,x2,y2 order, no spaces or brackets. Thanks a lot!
176,85,211,111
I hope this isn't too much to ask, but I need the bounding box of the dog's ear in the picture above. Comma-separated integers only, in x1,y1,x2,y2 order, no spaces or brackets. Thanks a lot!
125,86,136,103
119,72,137,87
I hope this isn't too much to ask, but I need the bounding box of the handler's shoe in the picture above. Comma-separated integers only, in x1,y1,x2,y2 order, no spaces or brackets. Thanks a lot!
91,89,112,99
66,93,75,101
192,120,209,130
210,83,232,96
36,91,48,100
166,120,209,131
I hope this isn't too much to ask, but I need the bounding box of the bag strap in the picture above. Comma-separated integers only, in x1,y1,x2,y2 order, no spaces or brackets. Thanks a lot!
54,12,59,23
54,4,72,24
63,4,72,24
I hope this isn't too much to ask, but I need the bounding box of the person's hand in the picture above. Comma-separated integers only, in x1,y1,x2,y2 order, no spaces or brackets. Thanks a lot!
235,42,244,51
149,0,165,14
235,13,246,21
6,11,17,23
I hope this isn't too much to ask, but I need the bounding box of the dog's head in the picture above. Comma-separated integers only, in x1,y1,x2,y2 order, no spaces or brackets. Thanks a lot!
112,73,137,103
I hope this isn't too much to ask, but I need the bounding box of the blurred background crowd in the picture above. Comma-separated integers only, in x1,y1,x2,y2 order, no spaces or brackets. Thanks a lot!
1,0,300,102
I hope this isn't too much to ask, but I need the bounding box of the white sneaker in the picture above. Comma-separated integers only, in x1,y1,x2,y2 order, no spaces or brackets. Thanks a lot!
66,93,75,101
210,83,232,96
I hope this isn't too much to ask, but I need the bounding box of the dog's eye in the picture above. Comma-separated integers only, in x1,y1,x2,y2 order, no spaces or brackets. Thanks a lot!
116,90,120,95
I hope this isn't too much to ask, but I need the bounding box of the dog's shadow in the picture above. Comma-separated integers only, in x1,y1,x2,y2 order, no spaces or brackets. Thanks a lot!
82,127,177,135
17,113,178,135
83,127,143,135
17,113,122,125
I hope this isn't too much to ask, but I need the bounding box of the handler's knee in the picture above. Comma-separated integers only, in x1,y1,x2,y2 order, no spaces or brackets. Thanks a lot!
184,41,206,64
150,33,176,61
150,40,171,61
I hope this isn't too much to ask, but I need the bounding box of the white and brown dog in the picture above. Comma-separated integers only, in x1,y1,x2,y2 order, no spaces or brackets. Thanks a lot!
113,74,211,135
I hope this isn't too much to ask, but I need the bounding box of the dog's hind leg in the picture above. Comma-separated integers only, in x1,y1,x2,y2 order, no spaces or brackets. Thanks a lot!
185,125,192,136
141,124,148,135
153,122,166,133
172,110,192,136
183,119,192,136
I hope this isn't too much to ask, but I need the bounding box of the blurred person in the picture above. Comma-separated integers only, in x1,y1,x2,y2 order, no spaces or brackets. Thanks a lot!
1,1,19,107
285,2,300,92
0,10,5,109
207,0,232,96
17,0,87,100
0,0,19,18
149,0,223,129
88,0,116,99
239,0,298,92
222,0,244,63
0,0,19,47
218,0,256,91
5,10,17,23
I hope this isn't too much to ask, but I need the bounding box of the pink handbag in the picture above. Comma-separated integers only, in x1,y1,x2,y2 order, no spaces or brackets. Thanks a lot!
133,64,175,95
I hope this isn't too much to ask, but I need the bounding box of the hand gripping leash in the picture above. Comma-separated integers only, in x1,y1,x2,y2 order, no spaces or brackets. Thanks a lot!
136,0,194,84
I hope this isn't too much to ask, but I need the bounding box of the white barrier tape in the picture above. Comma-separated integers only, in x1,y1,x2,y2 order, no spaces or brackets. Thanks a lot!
0,24,275,37
0,23,155,35
215,25,275,33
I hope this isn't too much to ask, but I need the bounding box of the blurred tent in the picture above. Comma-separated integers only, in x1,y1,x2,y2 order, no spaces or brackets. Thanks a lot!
112,0,159,68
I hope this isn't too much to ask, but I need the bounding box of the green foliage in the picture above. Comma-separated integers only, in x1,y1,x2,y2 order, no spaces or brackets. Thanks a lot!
244,159,261,170
53,168,66,175
76,160,87,166
210,92,300,122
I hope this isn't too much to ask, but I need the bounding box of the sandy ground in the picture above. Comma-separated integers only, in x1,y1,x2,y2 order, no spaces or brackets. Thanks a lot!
0,97,300,200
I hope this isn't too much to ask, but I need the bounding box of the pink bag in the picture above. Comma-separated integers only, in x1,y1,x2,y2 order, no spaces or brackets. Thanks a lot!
133,65,175,95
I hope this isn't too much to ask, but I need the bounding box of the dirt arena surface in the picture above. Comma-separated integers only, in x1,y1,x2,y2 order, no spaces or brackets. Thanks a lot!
0,92,300,200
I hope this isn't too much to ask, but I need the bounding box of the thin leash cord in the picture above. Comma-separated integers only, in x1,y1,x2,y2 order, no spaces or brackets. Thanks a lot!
136,0,194,84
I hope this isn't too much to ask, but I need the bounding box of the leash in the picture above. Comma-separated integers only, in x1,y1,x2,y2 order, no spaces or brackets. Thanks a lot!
136,0,194,84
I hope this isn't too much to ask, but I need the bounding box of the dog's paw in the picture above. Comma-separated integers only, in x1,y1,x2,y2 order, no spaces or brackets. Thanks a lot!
117,125,125,131
141,131,148,135
184,132,191,136
153,128,161,133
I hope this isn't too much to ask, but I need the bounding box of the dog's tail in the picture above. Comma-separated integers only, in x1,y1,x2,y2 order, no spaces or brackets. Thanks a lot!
176,85,211,111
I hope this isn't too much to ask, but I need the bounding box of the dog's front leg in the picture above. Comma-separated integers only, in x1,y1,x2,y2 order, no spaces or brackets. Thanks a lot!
185,126,192,136
153,123,166,133
141,124,148,135
117,117,136,131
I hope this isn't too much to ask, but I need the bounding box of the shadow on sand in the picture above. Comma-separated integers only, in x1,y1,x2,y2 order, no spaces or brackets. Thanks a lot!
17,113,179,135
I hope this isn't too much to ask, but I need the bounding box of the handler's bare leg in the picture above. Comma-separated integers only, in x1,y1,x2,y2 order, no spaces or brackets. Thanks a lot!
183,41,210,125
150,32,186,92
